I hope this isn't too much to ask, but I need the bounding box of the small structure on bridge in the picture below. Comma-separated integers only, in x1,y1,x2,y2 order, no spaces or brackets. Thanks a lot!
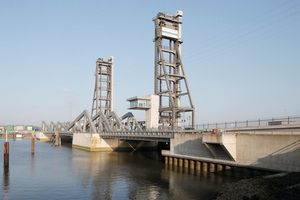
127,95,159,130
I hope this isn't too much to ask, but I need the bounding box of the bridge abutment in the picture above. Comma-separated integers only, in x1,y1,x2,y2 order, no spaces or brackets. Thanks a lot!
72,133,157,151
163,133,300,172
34,132,50,141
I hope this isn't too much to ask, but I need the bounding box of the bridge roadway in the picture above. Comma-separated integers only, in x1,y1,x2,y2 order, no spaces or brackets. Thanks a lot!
43,129,200,142
41,109,300,143
43,123,300,143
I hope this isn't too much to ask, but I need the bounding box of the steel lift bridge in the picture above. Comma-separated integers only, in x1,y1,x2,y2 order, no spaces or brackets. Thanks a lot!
41,10,196,142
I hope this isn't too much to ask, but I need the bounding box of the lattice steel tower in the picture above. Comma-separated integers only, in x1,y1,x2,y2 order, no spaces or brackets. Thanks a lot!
153,10,195,129
91,56,114,117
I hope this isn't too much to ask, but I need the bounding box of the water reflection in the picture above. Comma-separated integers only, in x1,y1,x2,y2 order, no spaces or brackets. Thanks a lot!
69,149,239,200
3,165,9,200
0,140,242,200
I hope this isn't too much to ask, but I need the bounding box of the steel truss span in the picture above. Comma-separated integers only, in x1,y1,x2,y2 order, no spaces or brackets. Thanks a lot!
41,110,179,141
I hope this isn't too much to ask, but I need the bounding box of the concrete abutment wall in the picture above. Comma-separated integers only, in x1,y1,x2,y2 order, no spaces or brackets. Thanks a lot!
163,133,300,172
72,133,157,151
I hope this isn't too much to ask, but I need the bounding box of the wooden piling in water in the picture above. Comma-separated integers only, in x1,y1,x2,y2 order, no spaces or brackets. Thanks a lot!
202,162,208,171
209,163,215,172
179,158,183,167
190,160,195,170
184,159,189,168
196,161,201,171
174,158,178,166
31,137,35,154
216,164,223,173
169,157,173,165
4,142,9,167
55,131,61,146
165,156,168,164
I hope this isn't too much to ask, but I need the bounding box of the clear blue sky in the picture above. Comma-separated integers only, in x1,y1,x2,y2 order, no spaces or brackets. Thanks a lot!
1,0,299,126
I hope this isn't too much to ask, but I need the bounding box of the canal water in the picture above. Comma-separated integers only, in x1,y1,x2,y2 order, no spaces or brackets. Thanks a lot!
1,139,241,200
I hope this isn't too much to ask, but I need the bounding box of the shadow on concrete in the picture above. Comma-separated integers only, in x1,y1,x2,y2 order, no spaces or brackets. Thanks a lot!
204,143,235,161
251,139,300,171
174,138,213,158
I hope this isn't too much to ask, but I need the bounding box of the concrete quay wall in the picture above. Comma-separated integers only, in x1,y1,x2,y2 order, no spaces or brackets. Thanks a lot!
163,133,300,172
72,133,157,151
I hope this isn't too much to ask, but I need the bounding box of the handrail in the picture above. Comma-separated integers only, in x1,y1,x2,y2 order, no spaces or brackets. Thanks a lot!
185,115,300,130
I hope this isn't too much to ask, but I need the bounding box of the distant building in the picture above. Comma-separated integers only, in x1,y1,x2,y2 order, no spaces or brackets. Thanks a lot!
5,125,14,133
0,125,40,133
14,125,24,133
0,126,5,133
25,125,33,131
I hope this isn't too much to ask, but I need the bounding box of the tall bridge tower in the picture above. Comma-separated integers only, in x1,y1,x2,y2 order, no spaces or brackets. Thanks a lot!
91,56,114,117
153,10,195,129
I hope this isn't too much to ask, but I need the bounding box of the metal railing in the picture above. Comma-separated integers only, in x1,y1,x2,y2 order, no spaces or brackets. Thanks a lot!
183,116,300,130
100,130,174,138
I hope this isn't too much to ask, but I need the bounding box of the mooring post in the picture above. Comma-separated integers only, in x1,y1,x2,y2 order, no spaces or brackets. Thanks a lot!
55,131,61,146
4,130,9,167
4,142,9,167
31,137,35,154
